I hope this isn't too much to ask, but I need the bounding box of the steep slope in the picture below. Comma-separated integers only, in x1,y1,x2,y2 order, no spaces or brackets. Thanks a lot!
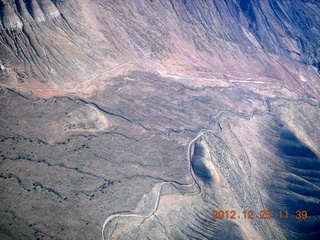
0,0,319,96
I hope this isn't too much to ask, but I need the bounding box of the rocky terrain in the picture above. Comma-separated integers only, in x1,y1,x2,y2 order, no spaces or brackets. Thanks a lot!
0,0,320,240
1,0,319,96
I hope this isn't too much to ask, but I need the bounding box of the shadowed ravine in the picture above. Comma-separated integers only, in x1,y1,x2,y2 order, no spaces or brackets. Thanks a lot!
266,120,320,240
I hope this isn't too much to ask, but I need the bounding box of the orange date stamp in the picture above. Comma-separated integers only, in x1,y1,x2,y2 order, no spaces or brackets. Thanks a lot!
212,210,308,220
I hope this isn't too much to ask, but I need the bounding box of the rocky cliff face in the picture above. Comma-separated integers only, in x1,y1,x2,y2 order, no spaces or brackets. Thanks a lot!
0,0,319,95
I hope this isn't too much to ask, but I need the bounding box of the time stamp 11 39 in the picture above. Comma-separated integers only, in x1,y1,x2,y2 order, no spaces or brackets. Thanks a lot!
212,210,308,220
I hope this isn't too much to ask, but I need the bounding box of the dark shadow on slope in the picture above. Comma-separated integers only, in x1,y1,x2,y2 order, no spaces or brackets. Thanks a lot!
191,142,212,184
278,130,317,158
265,118,320,240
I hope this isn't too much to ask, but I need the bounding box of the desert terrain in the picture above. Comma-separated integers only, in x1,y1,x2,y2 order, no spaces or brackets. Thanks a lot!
0,0,320,239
